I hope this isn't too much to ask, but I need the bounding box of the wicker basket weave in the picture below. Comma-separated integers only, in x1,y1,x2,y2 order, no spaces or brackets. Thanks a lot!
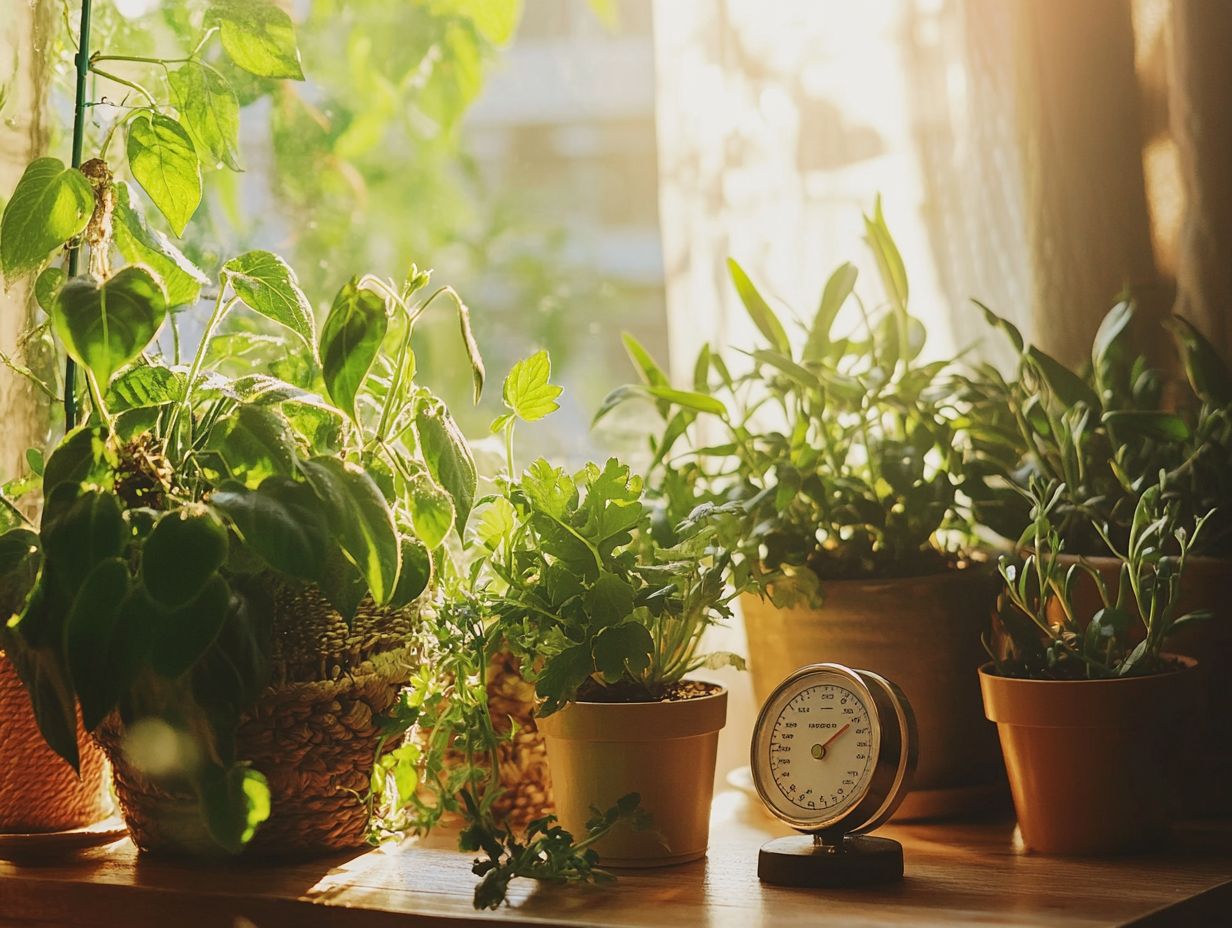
96,582,418,857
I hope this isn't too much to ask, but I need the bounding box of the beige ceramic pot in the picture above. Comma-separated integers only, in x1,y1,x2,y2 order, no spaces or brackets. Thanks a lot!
535,685,726,867
979,658,1197,855
0,651,110,833
1047,554,1231,816
741,566,1004,820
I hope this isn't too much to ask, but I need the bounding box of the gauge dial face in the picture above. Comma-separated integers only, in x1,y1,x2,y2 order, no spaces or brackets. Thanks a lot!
752,666,884,831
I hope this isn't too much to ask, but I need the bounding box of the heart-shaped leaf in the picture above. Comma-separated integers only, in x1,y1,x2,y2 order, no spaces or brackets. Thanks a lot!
301,456,400,604
205,404,298,487
169,61,242,171
42,426,115,493
211,477,330,581
64,556,133,730
112,182,208,309
41,487,126,592
416,398,477,534
127,113,202,236
389,536,431,609
592,620,654,681
0,157,93,279
223,250,316,348
50,266,168,387
150,573,232,678
211,0,305,80
141,505,229,608
34,266,65,312
319,278,387,421
406,470,455,551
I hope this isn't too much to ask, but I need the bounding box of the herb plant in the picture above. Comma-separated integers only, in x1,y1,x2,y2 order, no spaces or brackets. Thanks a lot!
599,202,975,605
962,302,1232,557
989,478,1212,680
0,2,484,853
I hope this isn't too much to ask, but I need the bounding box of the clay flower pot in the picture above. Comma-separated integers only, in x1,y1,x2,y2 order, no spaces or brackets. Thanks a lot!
1046,553,1232,816
979,658,1197,855
741,566,1004,819
0,651,110,834
535,684,726,867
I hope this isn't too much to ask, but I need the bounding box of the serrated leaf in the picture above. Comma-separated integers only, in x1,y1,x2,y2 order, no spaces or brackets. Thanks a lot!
0,157,93,279
301,456,400,604
106,364,184,410
416,399,477,534
223,250,316,348
127,113,202,236
476,496,514,550
503,349,562,422
727,257,790,355
141,505,228,608
169,61,241,171
50,266,167,387
319,277,386,421
211,0,304,80
522,458,574,519
112,182,207,308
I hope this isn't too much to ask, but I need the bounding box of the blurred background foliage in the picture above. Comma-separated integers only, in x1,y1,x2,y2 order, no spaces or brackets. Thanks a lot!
54,0,665,461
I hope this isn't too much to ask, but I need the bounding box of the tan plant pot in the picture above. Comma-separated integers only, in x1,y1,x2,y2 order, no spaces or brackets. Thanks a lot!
741,566,1004,820
0,651,110,834
535,685,726,867
979,659,1197,855
1046,554,1232,816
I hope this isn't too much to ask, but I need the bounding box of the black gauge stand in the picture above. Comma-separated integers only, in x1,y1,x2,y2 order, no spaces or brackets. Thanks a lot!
757,832,904,888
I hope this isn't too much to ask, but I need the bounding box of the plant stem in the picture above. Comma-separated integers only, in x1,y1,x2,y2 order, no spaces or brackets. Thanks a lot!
89,66,159,107
167,286,235,449
91,53,188,66
64,0,93,429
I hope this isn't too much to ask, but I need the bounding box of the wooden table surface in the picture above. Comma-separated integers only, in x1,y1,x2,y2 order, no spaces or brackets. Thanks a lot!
2,791,1230,928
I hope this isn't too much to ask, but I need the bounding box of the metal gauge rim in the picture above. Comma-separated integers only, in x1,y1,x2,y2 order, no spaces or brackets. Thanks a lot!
750,662,915,835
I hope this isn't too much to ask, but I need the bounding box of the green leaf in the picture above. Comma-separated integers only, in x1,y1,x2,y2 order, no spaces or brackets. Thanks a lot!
389,537,431,609
150,574,231,678
41,487,125,591
319,277,387,421
1102,410,1191,443
107,364,184,410
416,399,477,534
211,478,329,581
727,258,791,355
141,505,228,608
973,299,1024,354
42,426,114,493
0,528,40,606
64,557,132,730
476,496,514,550
406,470,455,551
0,157,93,279
205,404,298,487
503,349,562,422
585,571,634,626
1091,301,1134,381
127,113,202,236
210,0,305,80
301,457,400,604
168,61,242,171
1026,346,1100,411
803,262,857,363
863,197,909,322
522,458,575,519
592,621,653,681
1166,314,1232,405
430,0,523,45
535,643,595,715
34,266,64,312
223,250,316,348
1,643,80,770
200,763,272,855
50,266,168,387
112,182,207,308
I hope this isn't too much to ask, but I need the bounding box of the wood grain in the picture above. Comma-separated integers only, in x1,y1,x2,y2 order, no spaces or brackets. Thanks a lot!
1,791,1229,927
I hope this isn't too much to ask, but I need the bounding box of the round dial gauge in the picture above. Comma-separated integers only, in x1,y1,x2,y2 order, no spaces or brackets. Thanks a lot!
751,663,917,835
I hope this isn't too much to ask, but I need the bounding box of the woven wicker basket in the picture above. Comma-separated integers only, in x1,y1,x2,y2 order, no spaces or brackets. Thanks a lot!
1,652,111,834
96,582,418,857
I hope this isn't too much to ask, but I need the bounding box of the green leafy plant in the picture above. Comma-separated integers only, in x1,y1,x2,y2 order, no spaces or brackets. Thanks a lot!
0,3,485,854
961,302,1232,558
599,201,975,605
989,478,1212,680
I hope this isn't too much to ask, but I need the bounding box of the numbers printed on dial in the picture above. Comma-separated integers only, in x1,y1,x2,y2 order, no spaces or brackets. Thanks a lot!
769,683,873,815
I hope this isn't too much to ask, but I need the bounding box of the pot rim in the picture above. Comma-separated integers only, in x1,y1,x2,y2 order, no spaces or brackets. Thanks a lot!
561,680,727,708
740,561,995,597
1029,550,1231,569
535,682,728,742
978,655,1197,686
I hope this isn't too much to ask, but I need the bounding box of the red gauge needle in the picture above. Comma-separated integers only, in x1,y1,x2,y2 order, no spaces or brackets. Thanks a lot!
810,723,851,760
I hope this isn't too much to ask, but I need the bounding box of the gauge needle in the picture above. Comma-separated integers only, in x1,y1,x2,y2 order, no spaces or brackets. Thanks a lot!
810,723,851,760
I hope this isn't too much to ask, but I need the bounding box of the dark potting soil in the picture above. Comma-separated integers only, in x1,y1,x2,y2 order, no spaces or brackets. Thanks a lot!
574,679,722,705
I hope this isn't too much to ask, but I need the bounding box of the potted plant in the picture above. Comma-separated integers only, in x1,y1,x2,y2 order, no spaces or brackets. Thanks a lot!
980,479,1209,854
476,351,744,866
0,1,485,856
599,203,1002,819
965,302,1232,814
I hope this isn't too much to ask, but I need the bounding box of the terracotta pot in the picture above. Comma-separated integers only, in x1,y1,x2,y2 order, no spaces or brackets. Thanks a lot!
979,659,1197,855
741,567,1004,820
1047,554,1232,816
535,685,726,867
0,651,111,834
